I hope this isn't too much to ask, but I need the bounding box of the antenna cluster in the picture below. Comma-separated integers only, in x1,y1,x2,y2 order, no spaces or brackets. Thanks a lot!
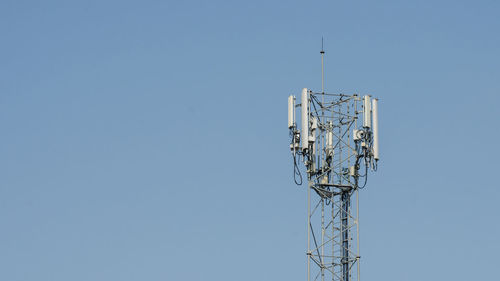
288,90,379,188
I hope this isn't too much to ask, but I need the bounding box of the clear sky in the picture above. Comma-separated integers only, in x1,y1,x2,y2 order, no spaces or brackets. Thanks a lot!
1,1,499,280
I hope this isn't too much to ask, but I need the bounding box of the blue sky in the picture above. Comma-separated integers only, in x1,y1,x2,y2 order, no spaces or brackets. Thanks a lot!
1,1,499,280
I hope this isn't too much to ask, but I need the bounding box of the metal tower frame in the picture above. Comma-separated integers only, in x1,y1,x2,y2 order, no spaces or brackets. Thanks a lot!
305,93,363,281
287,50,379,281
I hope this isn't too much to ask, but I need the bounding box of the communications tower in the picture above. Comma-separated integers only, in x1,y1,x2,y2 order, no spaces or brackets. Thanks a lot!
287,47,380,281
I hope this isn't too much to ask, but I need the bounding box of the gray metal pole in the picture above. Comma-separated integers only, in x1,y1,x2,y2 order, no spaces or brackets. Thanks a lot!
342,191,350,281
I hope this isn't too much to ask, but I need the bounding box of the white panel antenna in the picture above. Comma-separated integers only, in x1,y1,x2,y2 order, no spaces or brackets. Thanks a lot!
363,95,371,128
372,98,379,160
288,95,295,129
301,88,309,150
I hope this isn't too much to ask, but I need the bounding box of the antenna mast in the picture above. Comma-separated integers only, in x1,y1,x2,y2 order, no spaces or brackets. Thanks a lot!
321,37,325,94
287,42,380,281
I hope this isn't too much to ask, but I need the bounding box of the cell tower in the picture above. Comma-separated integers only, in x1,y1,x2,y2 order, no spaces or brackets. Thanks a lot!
287,46,379,281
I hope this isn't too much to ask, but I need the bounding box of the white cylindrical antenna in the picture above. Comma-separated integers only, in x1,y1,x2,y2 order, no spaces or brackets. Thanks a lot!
363,95,371,128
301,88,309,150
372,98,379,160
288,95,295,128
326,130,333,157
326,131,333,147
